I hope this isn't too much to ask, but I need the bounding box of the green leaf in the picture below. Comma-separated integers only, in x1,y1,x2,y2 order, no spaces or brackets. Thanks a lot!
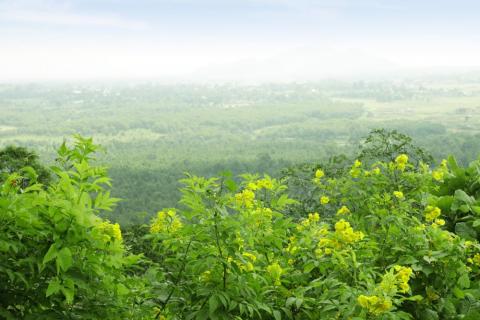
43,243,58,265
61,278,75,304
56,247,73,272
458,274,471,289
454,190,474,205
209,295,220,315
402,295,423,302
455,222,477,240
46,278,61,297
273,310,282,320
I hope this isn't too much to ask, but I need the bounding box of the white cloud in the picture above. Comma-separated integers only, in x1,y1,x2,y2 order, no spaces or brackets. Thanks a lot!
0,0,148,30
0,10,148,30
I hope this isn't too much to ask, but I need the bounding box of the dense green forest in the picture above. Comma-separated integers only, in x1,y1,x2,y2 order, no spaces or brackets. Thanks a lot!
2,133,480,319
2,80,480,224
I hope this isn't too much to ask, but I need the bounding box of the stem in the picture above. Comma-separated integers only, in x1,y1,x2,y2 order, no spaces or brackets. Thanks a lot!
156,237,193,319
213,209,227,290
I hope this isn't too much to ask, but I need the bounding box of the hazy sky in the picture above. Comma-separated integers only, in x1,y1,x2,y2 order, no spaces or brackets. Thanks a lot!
1,0,480,81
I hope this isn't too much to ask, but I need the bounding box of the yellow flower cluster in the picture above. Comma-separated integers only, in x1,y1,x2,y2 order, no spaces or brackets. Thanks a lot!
320,196,330,205
150,209,183,234
266,262,283,286
308,212,320,222
242,252,257,262
468,253,480,266
334,219,365,244
97,221,122,242
285,236,299,254
358,265,413,315
248,177,274,190
315,169,325,179
256,178,274,190
393,191,404,199
199,270,212,282
394,265,413,293
235,189,255,208
395,154,409,171
315,220,364,256
297,212,321,231
424,206,441,222
350,160,362,178
372,167,381,175
313,168,326,184
357,295,393,316
248,207,273,228
432,159,448,181
337,205,351,215
432,170,444,181
237,252,257,272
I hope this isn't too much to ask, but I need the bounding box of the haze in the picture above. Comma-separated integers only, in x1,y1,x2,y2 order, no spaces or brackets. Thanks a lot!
1,0,480,82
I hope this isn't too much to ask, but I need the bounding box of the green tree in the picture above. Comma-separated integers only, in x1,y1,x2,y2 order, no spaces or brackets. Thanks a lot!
0,145,51,185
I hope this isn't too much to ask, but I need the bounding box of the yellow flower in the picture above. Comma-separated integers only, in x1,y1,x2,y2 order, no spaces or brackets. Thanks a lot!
235,189,255,208
394,265,413,293
432,170,444,181
335,219,349,232
334,219,364,244
315,169,325,179
320,196,330,205
256,178,273,190
266,262,283,286
395,154,409,171
150,209,183,234
242,252,257,262
247,182,258,190
473,253,480,266
424,206,441,222
97,221,123,242
324,248,333,255
357,295,392,315
199,270,212,282
336,205,351,215
318,238,333,247
242,262,254,272
350,168,361,178
354,159,362,168
393,191,404,199
372,167,381,175
308,212,320,222
434,219,445,226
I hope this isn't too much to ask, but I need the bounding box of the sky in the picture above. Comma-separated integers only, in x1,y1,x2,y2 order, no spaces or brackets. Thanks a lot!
1,0,480,82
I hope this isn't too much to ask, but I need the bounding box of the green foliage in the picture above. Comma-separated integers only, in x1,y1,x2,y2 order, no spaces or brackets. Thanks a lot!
3,135,480,319
0,136,151,319
0,145,51,185
358,129,433,166
142,152,480,319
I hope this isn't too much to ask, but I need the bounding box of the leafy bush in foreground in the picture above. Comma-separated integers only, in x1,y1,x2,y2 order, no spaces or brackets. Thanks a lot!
146,154,480,319
2,136,480,319
0,137,151,319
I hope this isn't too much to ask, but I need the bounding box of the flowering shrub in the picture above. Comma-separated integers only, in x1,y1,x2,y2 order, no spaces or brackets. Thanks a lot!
0,136,152,319
147,154,480,319
2,136,480,319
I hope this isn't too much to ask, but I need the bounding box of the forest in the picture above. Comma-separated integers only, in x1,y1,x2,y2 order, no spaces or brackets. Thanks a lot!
2,79,480,224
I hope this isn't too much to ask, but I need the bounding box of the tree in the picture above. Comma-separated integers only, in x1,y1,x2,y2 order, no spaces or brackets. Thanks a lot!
358,128,433,166
0,145,51,185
